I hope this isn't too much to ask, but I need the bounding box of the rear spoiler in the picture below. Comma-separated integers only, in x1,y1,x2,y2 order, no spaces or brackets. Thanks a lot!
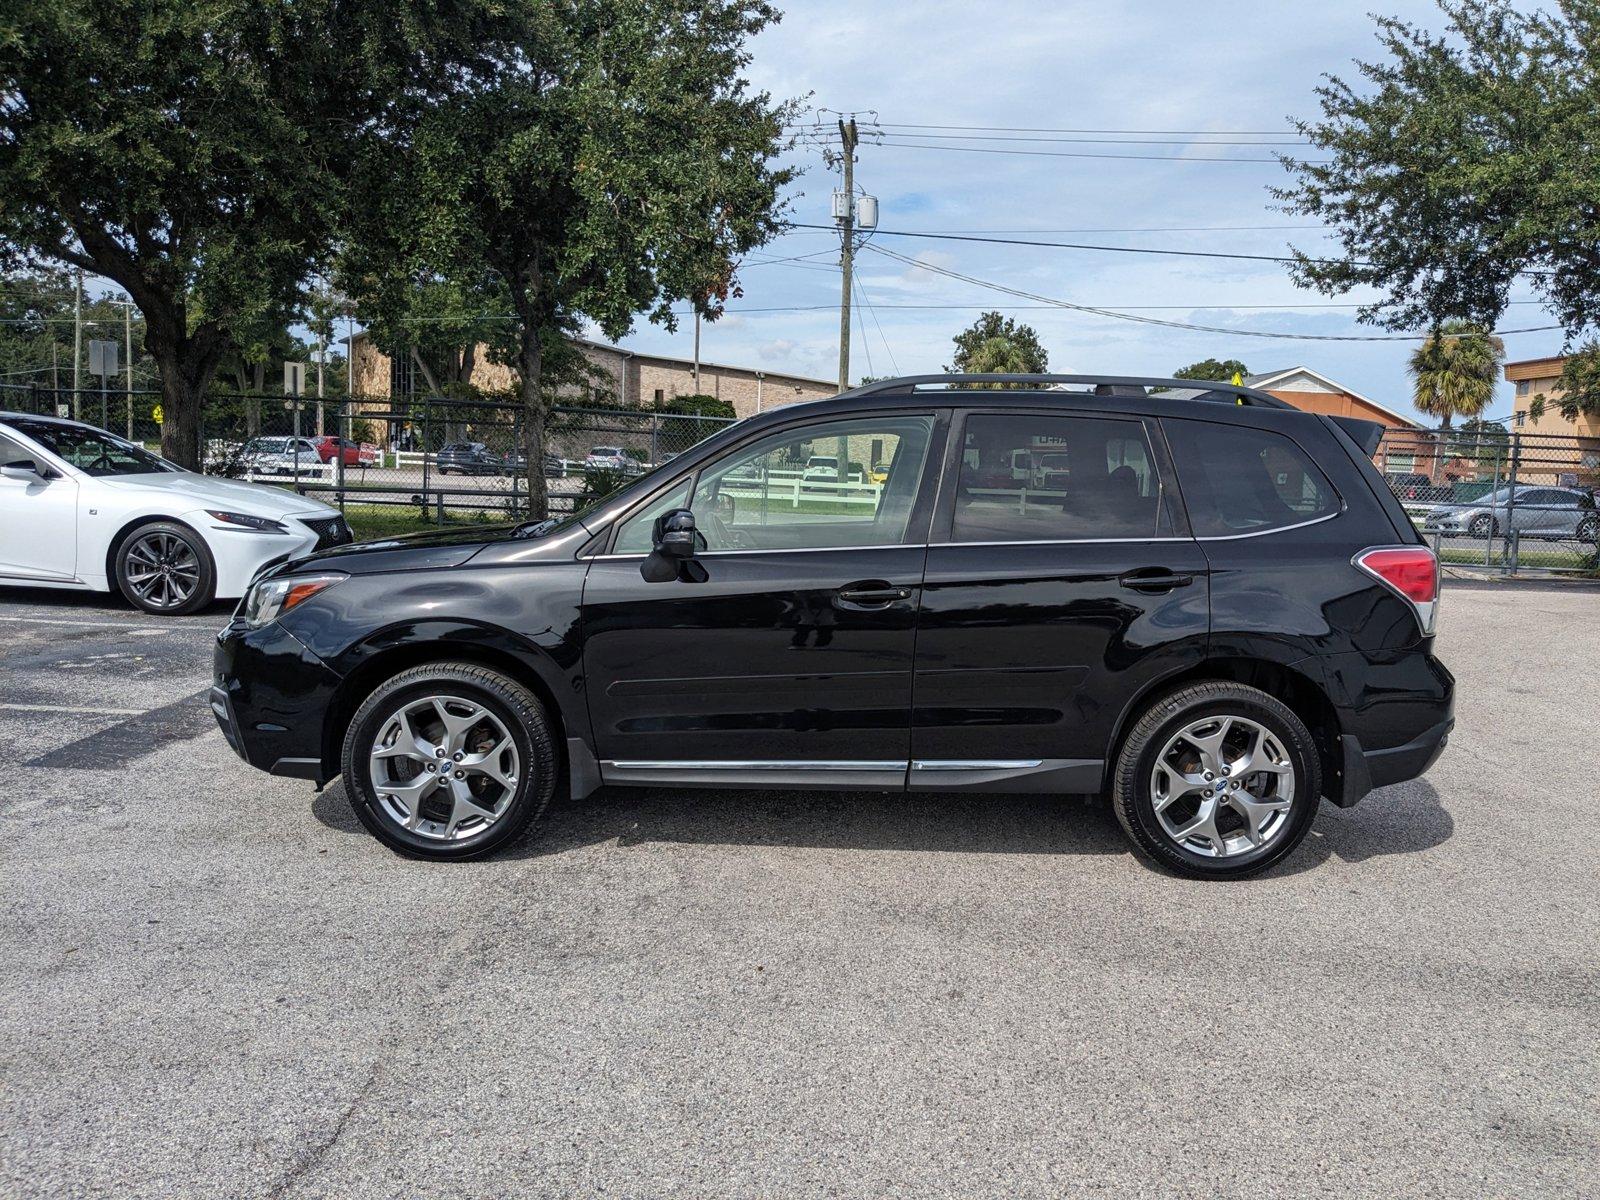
1329,415,1384,457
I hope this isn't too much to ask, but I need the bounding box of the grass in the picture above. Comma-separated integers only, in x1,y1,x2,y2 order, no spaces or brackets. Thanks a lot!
341,504,516,540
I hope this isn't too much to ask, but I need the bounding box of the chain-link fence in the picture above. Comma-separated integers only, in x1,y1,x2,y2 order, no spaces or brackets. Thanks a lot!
1376,427,1600,573
0,384,735,524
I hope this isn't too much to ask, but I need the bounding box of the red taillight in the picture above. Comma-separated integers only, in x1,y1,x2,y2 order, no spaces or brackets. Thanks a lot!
1354,546,1440,634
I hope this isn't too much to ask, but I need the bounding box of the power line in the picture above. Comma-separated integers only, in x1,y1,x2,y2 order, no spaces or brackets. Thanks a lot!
857,132,1312,147
789,223,1352,267
792,120,1302,136
868,141,1304,164
863,243,1560,342
853,275,900,377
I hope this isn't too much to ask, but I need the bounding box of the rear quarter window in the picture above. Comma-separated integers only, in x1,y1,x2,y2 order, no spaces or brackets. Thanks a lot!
1164,419,1340,537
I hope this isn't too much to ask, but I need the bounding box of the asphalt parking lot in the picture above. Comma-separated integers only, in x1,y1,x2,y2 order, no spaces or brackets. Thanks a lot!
2,581,1597,1198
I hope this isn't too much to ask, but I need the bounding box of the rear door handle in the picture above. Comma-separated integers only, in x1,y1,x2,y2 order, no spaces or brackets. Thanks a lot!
1118,568,1194,593
836,580,914,608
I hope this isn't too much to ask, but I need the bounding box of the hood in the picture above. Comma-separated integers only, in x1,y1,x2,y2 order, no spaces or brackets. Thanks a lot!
98,471,339,518
290,521,523,575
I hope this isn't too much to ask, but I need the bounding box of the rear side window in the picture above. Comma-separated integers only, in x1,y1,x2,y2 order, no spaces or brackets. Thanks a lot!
951,413,1172,542
1164,419,1339,536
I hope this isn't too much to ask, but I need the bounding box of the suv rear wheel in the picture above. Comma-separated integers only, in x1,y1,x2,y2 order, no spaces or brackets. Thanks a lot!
1112,682,1321,879
341,662,557,860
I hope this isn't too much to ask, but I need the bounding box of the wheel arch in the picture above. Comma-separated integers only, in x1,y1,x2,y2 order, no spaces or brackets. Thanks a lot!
103,512,210,585
319,626,579,787
1104,655,1344,802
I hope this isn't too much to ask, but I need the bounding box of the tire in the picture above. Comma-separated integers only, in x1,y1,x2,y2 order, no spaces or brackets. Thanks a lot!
114,521,216,615
341,662,557,861
1111,681,1322,880
1467,513,1497,538
1578,515,1599,545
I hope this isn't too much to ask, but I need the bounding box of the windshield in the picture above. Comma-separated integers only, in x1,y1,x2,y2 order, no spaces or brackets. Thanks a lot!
6,419,175,477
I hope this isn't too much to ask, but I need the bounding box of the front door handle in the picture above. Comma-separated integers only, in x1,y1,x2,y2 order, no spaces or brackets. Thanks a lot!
835,580,914,609
1118,568,1194,594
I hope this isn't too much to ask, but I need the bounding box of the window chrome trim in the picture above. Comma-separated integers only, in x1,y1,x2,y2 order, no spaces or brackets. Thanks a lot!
1192,510,1342,541
592,543,916,562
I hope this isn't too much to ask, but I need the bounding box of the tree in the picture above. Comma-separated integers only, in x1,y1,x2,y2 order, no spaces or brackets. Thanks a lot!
1173,358,1250,383
341,2,798,519
945,312,1048,383
1275,1,1600,414
0,2,514,465
1408,321,1505,429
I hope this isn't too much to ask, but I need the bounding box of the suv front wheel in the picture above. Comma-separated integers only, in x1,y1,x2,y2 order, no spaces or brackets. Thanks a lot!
342,662,557,860
1112,682,1321,879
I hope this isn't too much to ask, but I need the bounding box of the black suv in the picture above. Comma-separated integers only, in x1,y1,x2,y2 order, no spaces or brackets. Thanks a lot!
212,375,1454,878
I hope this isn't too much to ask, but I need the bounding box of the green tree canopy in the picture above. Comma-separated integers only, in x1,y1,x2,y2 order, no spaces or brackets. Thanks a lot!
0,1,515,464
1408,320,1505,429
944,312,1049,385
1173,358,1251,384
1275,0,1600,414
339,1,798,518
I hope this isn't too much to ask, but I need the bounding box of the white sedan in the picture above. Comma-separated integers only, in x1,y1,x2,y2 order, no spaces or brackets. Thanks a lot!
0,411,351,615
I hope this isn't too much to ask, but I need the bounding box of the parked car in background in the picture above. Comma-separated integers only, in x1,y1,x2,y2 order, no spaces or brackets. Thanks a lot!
435,443,503,476
237,436,327,476
584,445,641,474
1,412,350,614
1385,471,1453,506
309,436,379,467
212,372,1453,879
1422,484,1598,541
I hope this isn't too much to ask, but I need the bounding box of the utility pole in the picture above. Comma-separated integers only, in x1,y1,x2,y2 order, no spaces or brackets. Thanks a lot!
835,116,858,394
72,269,83,417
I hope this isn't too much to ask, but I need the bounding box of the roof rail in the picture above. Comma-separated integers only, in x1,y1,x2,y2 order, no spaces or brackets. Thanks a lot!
838,373,1294,410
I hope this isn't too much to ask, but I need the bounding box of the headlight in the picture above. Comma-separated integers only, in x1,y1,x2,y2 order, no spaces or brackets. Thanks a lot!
208,510,288,533
242,572,346,628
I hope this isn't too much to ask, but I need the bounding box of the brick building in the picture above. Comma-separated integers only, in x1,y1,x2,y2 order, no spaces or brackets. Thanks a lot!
349,332,835,419
1244,367,1421,430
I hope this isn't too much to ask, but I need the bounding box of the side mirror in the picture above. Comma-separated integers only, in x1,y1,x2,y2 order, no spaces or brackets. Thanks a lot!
651,508,698,559
1,459,45,481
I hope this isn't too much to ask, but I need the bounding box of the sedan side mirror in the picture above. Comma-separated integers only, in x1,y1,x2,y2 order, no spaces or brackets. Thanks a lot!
1,459,48,481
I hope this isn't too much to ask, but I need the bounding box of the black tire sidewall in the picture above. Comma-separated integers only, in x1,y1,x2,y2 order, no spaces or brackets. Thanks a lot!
115,521,216,615
1117,686,1321,879
342,666,555,861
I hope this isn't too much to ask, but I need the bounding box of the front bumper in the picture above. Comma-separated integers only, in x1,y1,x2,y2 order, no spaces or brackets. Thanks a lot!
213,618,344,782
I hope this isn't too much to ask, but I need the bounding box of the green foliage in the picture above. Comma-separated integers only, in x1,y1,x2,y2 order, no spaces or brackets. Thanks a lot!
1552,344,1600,418
1276,1,1600,363
1173,359,1250,383
1448,417,1510,464
945,313,1049,385
1408,321,1505,429
653,393,736,420
339,1,799,518
0,1,516,463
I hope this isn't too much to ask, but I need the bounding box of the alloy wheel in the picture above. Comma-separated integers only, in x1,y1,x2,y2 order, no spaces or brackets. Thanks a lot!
1149,714,1296,859
367,694,522,841
123,531,201,610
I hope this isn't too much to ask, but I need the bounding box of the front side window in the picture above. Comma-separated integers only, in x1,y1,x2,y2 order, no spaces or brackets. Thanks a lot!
4,420,173,477
951,413,1170,542
611,415,935,554
1164,419,1338,536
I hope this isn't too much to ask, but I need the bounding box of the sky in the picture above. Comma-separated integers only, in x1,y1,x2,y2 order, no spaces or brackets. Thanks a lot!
595,0,1557,423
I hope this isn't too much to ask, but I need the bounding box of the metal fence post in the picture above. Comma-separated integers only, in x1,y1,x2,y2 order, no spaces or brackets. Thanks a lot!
421,401,433,523
1503,432,1521,572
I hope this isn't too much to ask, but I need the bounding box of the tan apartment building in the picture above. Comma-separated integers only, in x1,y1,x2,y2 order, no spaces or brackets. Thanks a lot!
1506,354,1600,438
349,332,836,419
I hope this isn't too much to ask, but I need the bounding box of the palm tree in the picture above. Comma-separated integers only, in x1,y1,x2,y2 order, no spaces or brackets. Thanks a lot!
1409,320,1506,430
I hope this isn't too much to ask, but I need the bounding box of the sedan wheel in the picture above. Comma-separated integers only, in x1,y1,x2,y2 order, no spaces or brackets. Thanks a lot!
1468,513,1497,537
115,522,216,615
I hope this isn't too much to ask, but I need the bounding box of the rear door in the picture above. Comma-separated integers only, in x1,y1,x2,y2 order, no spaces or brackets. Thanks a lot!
909,409,1209,792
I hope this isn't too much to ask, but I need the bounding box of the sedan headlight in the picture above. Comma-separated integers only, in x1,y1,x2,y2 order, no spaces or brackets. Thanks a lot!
242,572,347,628
208,510,289,534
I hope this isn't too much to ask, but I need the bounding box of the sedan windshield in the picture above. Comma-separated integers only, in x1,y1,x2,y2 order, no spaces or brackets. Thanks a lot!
6,419,175,477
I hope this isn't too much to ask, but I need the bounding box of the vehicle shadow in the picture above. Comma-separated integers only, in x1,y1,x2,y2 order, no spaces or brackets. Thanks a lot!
312,783,1130,858
0,583,234,618
311,777,1453,870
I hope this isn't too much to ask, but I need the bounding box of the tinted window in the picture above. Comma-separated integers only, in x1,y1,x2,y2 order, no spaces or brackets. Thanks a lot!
1164,419,1338,536
690,415,934,551
4,419,173,477
951,414,1169,542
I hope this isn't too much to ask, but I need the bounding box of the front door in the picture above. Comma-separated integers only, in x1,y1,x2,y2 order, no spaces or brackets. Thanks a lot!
910,410,1209,792
0,430,78,581
581,411,943,789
